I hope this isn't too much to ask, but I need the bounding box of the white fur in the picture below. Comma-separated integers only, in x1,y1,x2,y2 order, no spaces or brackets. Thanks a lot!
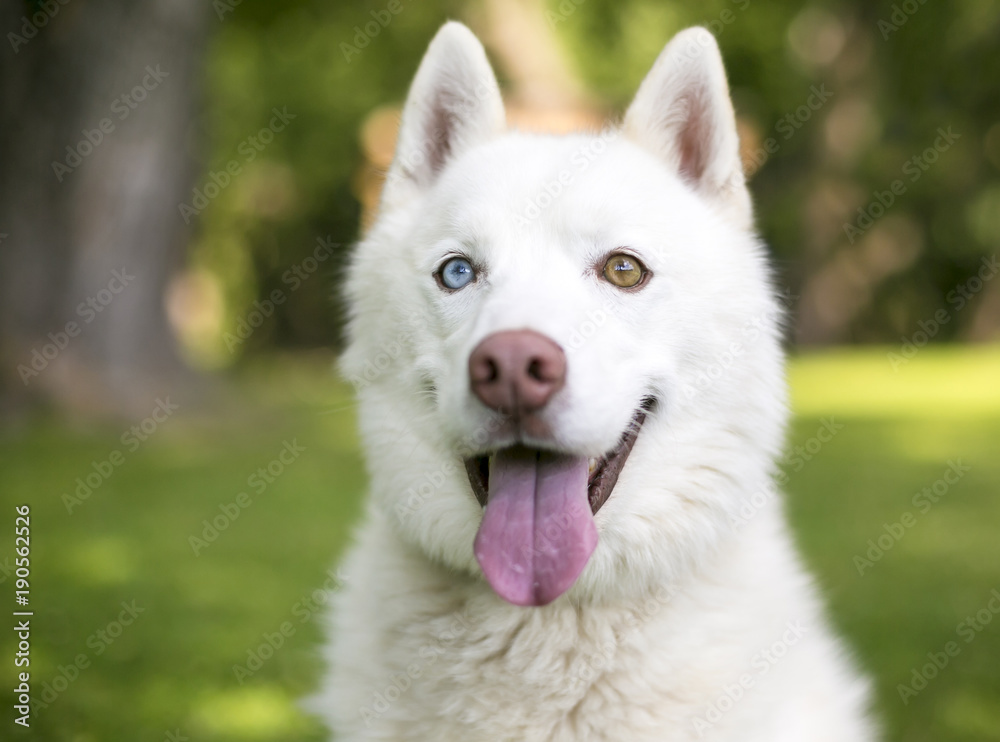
310,22,876,740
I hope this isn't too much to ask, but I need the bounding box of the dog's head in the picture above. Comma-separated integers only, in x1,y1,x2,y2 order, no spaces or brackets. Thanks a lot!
341,22,787,606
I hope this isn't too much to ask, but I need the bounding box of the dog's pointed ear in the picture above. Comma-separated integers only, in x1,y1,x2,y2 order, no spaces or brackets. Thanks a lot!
624,28,751,228
382,22,505,209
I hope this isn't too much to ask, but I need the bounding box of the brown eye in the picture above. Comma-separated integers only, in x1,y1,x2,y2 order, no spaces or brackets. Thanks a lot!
602,253,647,289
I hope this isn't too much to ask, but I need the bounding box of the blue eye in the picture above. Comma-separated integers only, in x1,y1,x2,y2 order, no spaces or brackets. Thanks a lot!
439,257,476,290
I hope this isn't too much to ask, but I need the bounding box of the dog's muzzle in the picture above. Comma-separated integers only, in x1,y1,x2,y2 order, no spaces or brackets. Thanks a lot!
465,329,651,607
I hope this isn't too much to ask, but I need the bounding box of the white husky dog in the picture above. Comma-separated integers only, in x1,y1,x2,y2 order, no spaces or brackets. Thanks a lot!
313,21,875,741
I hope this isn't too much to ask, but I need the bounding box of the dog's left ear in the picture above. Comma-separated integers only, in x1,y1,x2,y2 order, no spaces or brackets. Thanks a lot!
624,28,752,228
381,22,505,211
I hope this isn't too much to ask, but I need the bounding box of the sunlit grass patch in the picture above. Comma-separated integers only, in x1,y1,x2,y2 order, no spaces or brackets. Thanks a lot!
790,343,1000,419
785,344,1000,741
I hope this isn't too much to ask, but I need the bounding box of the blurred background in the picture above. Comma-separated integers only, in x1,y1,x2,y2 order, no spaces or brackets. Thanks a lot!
1,0,998,740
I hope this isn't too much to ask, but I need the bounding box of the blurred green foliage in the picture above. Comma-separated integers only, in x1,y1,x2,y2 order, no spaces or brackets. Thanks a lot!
2,347,999,740
187,0,465,365
557,0,1000,343
188,0,999,360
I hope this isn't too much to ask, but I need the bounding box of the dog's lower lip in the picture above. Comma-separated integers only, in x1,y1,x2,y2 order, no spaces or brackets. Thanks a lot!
463,399,653,515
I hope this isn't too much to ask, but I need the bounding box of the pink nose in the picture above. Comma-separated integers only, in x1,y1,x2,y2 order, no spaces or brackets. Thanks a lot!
469,330,566,415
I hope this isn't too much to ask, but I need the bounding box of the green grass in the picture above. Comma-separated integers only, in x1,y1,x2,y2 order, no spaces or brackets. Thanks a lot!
787,345,1000,740
2,346,999,740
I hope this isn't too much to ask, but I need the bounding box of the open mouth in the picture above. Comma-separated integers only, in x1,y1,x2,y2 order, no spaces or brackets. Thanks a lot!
464,398,653,516
464,398,654,607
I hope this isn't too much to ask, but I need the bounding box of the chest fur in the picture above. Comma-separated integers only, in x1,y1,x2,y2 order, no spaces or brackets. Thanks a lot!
364,594,700,741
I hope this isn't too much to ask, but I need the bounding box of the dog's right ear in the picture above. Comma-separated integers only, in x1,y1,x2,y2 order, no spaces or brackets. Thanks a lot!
381,22,505,210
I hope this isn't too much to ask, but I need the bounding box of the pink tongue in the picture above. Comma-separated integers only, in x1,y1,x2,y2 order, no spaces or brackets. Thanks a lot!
473,448,597,606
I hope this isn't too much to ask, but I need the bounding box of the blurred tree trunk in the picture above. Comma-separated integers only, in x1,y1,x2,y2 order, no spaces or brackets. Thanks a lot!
0,0,207,418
